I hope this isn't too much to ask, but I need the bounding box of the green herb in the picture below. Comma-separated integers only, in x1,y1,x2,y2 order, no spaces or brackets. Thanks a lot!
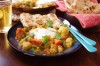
60,24,67,27
29,33,34,37
43,35,48,44
19,39,25,45
56,34,62,40
22,33,26,38
30,48,35,52
46,20,53,27
24,27,30,32
19,32,34,45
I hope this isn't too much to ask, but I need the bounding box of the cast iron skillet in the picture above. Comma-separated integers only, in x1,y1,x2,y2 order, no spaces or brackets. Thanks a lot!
7,9,82,57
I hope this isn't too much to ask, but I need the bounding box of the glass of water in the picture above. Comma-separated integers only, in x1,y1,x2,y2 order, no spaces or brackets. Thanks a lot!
0,0,12,33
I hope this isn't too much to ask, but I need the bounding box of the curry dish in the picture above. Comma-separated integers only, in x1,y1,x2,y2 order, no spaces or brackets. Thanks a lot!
16,13,75,54
12,0,55,8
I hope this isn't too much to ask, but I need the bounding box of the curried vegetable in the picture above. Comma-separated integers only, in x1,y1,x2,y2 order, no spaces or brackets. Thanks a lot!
54,39,62,45
31,39,42,46
22,41,32,50
19,32,34,45
16,28,26,41
16,13,75,54
24,27,31,32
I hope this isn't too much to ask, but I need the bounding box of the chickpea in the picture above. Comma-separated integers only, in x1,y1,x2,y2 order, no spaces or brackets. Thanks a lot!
58,26,69,35
58,45,64,52
61,33,68,39
34,47,41,53
22,41,32,50
50,44,57,54
65,38,74,48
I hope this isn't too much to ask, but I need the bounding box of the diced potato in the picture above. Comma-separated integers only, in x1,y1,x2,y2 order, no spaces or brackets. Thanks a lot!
58,45,64,52
34,47,41,53
58,26,69,39
27,37,33,41
22,42,32,50
19,39,26,46
61,33,68,39
65,38,74,48
50,44,57,54
58,26,69,34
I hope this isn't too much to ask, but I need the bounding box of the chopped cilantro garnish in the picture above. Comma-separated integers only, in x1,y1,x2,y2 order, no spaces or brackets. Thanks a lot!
60,24,67,27
24,27,30,32
30,48,35,52
19,32,34,45
56,34,62,40
43,35,48,44
46,20,53,27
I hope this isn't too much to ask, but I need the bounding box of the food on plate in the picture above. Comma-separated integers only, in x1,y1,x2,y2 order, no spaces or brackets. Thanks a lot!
16,13,75,54
12,0,36,8
12,0,56,8
64,0,100,14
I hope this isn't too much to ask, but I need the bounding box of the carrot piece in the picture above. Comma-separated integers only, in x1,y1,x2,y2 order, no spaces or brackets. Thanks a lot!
44,49,50,54
30,39,42,46
54,39,62,45
16,28,25,40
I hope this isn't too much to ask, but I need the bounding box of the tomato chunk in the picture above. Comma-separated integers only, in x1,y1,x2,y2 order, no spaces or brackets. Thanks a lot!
16,28,25,40
30,39,42,46
54,39,62,45
44,49,50,54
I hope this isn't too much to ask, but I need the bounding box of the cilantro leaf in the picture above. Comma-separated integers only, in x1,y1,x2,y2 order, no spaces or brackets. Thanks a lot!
43,35,48,44
56,34,62,40
24,27,30,32
46,20,53,27
60,24,67,27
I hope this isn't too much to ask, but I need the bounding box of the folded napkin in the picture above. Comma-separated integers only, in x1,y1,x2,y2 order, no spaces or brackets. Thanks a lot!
55,0,100,28
72,14,100,28
92,0,98,2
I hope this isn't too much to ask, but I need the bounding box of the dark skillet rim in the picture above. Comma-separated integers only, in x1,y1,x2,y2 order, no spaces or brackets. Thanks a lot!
7,21,81,57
